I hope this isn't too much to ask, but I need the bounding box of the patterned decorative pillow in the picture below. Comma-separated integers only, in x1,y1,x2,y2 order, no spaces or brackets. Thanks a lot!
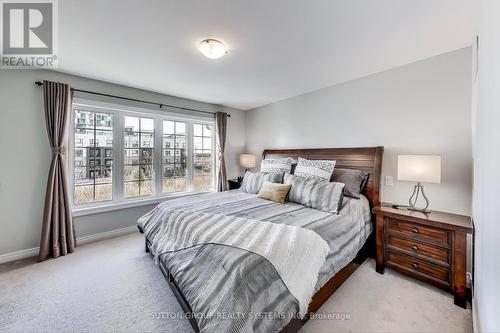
260,158,293,174
240,171,284,194
284,173,345,214
331,168,369,199
294,157,336,182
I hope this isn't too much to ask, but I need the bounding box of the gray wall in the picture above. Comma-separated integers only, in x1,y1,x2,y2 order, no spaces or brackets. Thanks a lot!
245,48,473,215
472,1,500,331
0,70,246,256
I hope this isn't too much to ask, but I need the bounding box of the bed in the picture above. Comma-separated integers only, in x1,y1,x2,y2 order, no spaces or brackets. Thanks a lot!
137,147,383,333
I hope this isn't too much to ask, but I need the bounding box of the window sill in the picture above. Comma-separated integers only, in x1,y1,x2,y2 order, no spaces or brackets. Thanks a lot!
72,191,213,217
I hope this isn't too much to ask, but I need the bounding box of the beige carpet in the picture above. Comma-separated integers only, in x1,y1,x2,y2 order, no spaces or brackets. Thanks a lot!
0,232,471,333
301,258,472,333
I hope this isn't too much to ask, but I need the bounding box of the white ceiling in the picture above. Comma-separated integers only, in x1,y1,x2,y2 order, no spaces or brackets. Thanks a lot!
59,0,474,110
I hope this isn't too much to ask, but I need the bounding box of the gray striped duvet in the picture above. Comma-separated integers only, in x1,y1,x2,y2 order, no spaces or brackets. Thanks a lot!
138,190,372,333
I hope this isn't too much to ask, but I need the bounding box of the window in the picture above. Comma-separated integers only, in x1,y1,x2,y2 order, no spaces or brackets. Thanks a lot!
193,123,214,191
71,101,216,209
124,116,154,198
162,120,187,193
73,110,113,204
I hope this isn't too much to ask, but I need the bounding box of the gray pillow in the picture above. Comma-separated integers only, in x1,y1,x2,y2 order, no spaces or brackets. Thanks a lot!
284,173,345,214
240,171,284,194
331,168,369,199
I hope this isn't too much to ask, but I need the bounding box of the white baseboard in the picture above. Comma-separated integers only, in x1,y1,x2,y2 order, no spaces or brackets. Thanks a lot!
0,247,39,264
76,225,137,246
472,292,480,333
0,225,137,264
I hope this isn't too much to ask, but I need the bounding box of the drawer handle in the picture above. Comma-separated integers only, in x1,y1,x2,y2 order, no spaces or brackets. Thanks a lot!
411,262,418,269
411,245,419,251
411,227,419,234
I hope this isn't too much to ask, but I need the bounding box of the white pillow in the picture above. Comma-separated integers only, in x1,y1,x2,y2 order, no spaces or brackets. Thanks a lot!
294,157,335,182
260,157,293,174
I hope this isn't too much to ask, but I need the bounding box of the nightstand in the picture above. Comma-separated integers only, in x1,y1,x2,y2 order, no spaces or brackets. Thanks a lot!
373,204,473,308
228,178,242,190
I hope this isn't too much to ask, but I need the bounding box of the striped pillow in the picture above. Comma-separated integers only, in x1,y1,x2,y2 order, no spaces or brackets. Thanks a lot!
240,171,284,194
284,173,345,214
294,157,335,182
260,158,293,174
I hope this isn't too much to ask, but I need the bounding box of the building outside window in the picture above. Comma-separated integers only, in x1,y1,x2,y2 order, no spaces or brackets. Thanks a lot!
71,101,216,208
162,120,187,193
124,116,155,198
73,110,113,204
193,123,214,191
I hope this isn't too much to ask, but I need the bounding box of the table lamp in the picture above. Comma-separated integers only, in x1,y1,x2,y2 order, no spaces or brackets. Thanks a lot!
239,154,256,180
397,155,441,213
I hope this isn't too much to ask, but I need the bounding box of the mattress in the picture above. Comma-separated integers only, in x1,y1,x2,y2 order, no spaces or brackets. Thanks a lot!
138,190,372,333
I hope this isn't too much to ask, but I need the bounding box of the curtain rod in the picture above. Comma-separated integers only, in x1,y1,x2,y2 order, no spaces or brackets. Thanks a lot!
34,81,230,117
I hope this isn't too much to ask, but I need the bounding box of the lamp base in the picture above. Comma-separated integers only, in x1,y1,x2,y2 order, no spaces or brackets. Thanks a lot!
390,204,431,214
408,182,431,214
408,207,431,214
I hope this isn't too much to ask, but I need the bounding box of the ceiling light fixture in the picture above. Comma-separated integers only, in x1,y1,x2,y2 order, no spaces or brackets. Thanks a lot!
199,39,228,59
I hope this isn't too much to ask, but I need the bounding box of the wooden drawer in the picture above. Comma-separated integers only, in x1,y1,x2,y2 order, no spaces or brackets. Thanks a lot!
387,218,450,246
388,234,450,265
374,205,473,308
387,251,450,287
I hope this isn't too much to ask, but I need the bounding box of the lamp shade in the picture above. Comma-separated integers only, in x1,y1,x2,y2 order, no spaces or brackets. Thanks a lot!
240,154,256,168
397,155,441,184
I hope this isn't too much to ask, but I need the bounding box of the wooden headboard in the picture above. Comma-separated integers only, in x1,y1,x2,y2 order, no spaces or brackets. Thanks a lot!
262,147,384,209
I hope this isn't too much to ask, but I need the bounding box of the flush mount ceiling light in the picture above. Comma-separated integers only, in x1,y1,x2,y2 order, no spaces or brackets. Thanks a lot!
199,39,228,59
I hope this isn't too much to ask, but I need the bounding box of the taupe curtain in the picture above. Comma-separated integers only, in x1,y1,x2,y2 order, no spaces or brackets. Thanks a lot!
39,80,75,262
215,112,228,191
